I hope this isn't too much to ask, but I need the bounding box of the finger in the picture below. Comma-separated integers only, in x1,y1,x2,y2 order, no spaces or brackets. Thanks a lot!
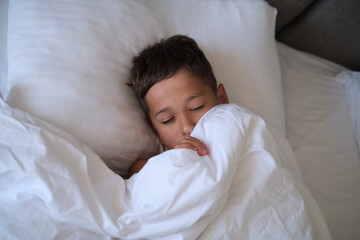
183,136,208,155
174,142,198,152
184,136,209,155
179,135,203,147
176,136,209,156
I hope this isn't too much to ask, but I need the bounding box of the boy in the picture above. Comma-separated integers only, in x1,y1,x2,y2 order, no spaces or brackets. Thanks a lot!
128,35,229,178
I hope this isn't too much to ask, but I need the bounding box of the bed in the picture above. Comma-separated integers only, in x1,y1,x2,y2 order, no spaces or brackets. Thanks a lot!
0,0,359,239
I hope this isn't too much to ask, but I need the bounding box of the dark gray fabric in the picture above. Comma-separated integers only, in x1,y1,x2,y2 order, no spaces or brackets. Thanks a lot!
265,0,315,32
275,0,360,70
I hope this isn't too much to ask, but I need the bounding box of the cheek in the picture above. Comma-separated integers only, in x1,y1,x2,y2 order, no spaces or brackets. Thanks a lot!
153,124,178,149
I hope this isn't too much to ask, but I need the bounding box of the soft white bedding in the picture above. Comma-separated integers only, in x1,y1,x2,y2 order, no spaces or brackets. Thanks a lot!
278,42,360,239
0,0,8,96
342,71,360,151
0,1,358,239
0,100,331,239
3,0,285,177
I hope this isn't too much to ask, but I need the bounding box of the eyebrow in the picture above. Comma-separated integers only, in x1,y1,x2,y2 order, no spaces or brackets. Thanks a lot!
154,93,205,118
155,107,171,118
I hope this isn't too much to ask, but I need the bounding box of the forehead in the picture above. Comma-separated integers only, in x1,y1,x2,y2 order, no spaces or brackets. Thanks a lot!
144,69,214,112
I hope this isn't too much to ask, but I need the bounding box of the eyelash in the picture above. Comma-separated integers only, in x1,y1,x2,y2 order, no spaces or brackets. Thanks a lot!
162,117,174,125
161,105,204,125
190,105,204,111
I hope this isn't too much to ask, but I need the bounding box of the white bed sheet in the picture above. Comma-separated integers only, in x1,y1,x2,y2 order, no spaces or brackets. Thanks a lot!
0,100,331,239
0,0,8,97
278,42,360,240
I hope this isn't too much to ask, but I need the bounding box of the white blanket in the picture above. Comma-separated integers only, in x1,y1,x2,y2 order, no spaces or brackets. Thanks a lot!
0,99,331,239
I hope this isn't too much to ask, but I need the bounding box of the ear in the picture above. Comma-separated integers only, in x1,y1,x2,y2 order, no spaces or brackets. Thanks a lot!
216,83,229,104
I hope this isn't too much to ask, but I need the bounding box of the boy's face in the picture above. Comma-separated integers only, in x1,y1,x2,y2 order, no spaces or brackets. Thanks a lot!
145,68,228,150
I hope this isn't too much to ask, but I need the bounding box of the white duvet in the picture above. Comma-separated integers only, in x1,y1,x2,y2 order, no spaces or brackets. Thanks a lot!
0,99,331,240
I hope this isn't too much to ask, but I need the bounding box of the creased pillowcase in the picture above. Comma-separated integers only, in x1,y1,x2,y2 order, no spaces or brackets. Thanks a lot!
339,71,360,152
6,0,284,176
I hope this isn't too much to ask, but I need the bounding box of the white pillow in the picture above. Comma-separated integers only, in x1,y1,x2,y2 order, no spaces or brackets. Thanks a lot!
5,0,284,176
341,71,360,152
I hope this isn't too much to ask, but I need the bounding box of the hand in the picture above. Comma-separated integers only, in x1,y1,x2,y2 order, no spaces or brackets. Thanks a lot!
174,135,209,156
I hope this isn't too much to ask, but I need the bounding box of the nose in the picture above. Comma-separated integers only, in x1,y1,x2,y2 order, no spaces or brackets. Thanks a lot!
179,113,195,135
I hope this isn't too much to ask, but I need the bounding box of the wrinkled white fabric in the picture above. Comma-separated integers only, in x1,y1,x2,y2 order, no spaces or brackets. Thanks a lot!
5,0,285,174
278,42,360,240
0,100,330,239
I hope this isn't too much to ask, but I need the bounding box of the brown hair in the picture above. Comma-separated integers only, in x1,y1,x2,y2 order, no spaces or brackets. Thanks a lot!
130,35,217,102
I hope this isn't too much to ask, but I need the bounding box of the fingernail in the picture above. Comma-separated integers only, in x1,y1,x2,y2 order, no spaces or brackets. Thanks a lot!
203,146,209,155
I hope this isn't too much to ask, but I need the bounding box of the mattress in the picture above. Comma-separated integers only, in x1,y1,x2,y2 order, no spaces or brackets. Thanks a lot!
278,42,360,240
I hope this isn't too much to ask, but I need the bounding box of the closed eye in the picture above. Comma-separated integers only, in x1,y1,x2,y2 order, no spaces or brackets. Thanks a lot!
190,105,204,111
162,117,174,125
